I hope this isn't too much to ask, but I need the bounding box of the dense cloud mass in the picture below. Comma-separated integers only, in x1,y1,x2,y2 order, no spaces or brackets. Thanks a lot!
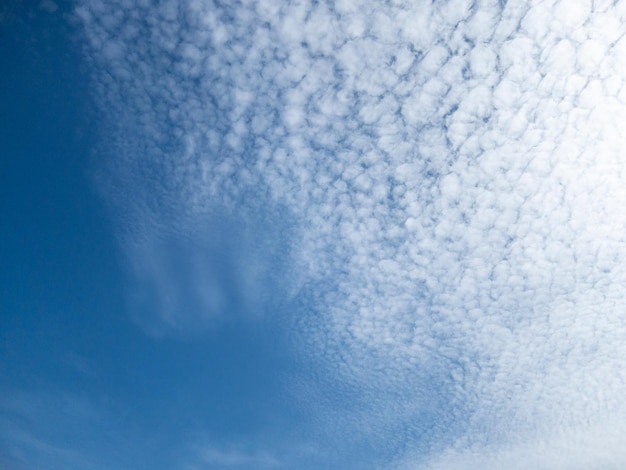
76,0,626,467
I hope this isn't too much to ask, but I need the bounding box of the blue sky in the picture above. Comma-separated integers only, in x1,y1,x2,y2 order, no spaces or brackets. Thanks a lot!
3,0,626,469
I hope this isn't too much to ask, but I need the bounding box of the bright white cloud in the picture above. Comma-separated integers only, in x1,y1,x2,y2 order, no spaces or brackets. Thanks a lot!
76,0,626,467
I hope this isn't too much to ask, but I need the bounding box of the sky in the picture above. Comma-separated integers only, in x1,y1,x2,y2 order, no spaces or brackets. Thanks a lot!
2,0,626,468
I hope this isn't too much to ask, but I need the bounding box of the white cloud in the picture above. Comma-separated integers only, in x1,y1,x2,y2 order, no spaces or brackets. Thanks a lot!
0,388,104,469
76,0,626,467
189,444,280,469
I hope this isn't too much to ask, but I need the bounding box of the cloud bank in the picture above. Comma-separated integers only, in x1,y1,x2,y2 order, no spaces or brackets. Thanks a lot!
76,0,626,467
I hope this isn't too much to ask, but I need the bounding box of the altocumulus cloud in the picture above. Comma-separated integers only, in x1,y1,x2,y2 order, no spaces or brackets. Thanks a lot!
76,0,626,468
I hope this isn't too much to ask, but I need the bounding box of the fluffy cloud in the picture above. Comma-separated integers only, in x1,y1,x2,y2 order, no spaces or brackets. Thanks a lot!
76,0,626,467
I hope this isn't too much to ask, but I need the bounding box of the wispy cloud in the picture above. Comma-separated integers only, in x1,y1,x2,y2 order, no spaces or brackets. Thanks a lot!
185,443,281,469
76,0,626,467
0,388,103,469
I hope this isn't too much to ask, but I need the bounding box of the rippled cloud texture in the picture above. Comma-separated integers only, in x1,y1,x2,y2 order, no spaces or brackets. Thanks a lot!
77,0,626,468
